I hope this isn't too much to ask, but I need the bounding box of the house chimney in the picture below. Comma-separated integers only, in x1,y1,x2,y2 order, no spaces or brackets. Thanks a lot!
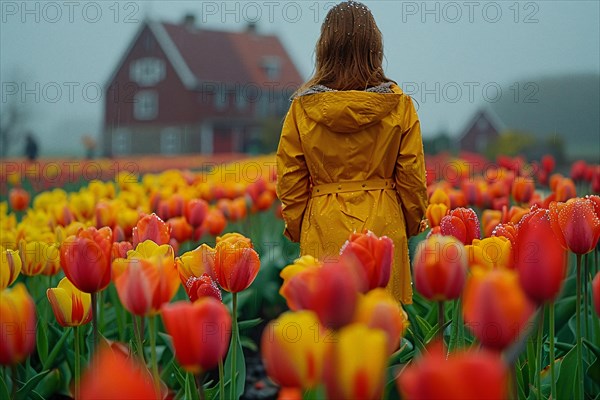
182,13,196,29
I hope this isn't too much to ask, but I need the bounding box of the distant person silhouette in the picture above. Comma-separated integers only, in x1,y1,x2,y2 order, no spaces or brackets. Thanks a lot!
24,134,39,161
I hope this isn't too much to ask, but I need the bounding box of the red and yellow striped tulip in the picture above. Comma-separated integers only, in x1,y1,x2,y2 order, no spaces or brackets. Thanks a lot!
47,277,92,327
0,246,21,288
353,289,409,354
324,324,387,400
18,240,60,276
214,235,260,293
261,311,327,389
0,283,36,365
61,230,112,293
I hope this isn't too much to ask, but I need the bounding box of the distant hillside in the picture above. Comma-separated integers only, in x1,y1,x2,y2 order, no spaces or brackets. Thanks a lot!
491,73,599,161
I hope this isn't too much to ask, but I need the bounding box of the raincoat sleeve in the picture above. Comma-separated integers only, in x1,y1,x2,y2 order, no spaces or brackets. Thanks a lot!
276,100,311,242
395,96,428,237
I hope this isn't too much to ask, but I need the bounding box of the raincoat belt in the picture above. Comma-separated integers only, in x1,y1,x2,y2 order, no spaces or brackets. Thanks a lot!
311,179,396,197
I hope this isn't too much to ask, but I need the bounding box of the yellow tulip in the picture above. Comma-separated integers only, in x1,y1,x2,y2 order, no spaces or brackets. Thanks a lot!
466,236,513,270
46,277,92,327
18,240,60,276
176,244,215,284
0,246,22,288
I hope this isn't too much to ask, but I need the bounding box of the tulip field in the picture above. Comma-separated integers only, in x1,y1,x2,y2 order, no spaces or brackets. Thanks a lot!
1,153,600,399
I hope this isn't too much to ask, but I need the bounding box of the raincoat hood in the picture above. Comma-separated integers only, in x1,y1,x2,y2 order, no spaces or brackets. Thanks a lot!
298,85,403,133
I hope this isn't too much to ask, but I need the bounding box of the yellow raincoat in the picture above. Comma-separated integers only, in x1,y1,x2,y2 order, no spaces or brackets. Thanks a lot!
276,84,427,304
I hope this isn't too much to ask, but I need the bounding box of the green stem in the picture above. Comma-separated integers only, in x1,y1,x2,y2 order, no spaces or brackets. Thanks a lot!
195,373,205,400
91,292,99,350
575,254,584,400
584,254,590,344
535,308,544,400
98,291,104,333
218,357,225,400
549,301,557,400
11,364,17,399
230,292,238,400
438,301,445,344
449,298,460,353
74,326,81,399
135,316,146,364
149,315,160,396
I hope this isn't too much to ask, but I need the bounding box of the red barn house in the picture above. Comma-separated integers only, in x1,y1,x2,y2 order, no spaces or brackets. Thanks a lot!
103,15,303,156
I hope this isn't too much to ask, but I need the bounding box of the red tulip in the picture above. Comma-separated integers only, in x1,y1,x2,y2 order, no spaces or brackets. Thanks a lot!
413,234,467,301
61,232,112,293
549,197,600,255
132,213,170,247
80,346,157,399
463,267,535,350
339,230,393,292
541,155,555,173
397,341,508,400
491,222,518,249
571,160,588,181
0,284,37,365
162,298,231,373
9,187,30,211
111,241,133,261
204,208,227,236
515,207,567,303
280,262,358,330
439,208,481,245
593,272,600,317
184,273,222,302
185,199,209,227
214,237,260,293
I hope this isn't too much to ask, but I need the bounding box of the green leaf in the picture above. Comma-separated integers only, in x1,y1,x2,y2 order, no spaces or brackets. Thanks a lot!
239,336,258,352
43,328,71,370
15,370,51,400
224,329,246,400
36,321,49,366
0,371,10,400
238,318,263,331
556,346,578,400
33,369,61,398
185,373,200,400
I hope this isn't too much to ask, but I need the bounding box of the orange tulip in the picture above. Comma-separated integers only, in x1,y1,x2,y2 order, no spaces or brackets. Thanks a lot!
0,246,21,289
549,197,600,255
111,241,133,261
413,235,467,301
463,267,535,350
324,324,387,400
167,216,193,243
9,187,30,211
61,231,112,293
204,208,227,236
491,222,518,249
439,207,481,245
214,237,260,293
161,298,231,373
112,241,179,316
515,207,566,303
279,255,322,310
255,190,276,211
339,230,393,292
185,199,209,227
0,284,36,365
79,346,157,399
555,178,577,202
216,232,253,248
353,289,409,354
47,277,93,327
397,341,508,400
132,213,170,247
261,311,327,389
481,209,502,238
511,177,535,204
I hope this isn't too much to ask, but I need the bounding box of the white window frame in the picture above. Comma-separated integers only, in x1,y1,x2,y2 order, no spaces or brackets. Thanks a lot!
129,57,166,87
112,128,131,155
160,128,181,155
134,90,158,120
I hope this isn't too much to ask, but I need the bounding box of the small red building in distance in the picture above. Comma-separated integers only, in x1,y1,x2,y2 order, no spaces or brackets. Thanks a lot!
103,15,303,156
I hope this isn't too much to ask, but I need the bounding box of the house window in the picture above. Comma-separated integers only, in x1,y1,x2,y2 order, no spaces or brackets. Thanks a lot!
134,91,158,120
262,56,281,80
160,128,181,154
130,57,165,86
112,129,131,155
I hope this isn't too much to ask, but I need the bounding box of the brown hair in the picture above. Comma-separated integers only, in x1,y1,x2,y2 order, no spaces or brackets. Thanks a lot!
296,1,393,94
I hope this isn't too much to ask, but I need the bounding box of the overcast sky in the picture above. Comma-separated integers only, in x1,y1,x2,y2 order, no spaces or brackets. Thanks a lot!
1,0,599,156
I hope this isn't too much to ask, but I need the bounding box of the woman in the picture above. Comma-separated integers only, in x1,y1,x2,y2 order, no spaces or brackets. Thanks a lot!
276,1,427,304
